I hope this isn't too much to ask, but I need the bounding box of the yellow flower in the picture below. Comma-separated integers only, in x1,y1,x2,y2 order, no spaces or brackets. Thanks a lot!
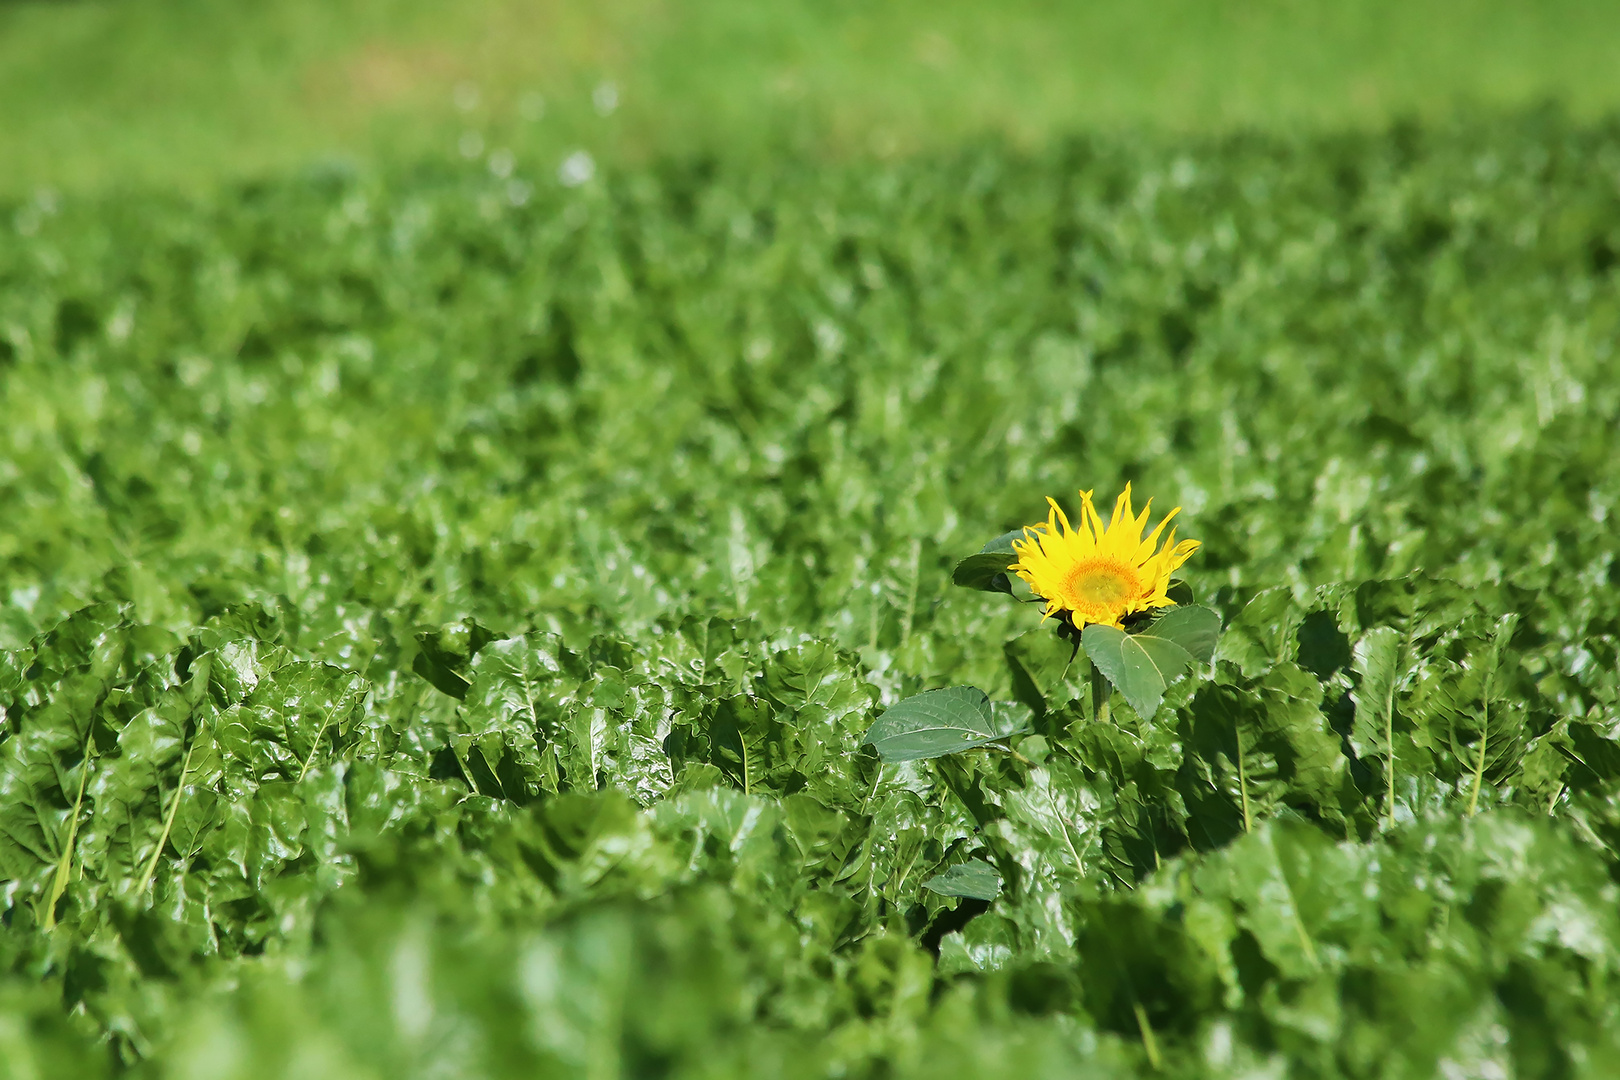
1009,484,1200,630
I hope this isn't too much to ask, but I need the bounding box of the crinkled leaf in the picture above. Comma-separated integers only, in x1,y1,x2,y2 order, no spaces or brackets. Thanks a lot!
922,857,1002,900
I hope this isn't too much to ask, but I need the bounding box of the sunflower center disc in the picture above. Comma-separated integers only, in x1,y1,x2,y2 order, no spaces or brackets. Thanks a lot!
1066,563,1137,610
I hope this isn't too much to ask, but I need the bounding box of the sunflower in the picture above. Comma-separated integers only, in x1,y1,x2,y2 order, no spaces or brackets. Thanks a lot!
1009,484,1200,630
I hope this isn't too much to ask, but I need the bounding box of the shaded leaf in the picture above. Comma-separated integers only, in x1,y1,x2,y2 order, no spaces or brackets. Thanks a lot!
950,530,1023,593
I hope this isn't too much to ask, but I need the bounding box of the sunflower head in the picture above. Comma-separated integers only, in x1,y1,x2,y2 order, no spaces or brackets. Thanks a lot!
1009,484,1200,630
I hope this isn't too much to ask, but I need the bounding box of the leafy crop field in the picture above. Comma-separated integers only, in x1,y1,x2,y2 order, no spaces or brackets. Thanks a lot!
4,114,1620,1078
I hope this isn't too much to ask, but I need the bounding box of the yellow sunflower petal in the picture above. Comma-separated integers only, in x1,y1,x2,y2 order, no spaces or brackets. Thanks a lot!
1134,505,1181,564
1109,483,1133,532
1079,489,1105,543
1005,485,1202,631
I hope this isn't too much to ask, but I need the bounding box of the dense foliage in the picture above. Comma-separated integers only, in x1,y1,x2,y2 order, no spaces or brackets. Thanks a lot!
4,113,1620,1078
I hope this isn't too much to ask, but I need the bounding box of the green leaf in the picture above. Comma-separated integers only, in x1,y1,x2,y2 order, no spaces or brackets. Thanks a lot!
1146,605,1222,664
1350,625,1403,825
922,857,1002,900
1183,665,1353,836
1082,621,1198,721
412,618,503,700
988,700,1036,740
860,686,1000,762
995,759,1102,884
1003,628,1087,723
950,554,1014,594
1079,605,1220,721
950,529,1023,593
1215,587,1304,678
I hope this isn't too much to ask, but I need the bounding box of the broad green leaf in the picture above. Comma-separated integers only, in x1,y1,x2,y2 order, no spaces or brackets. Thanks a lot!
1082,622,1197,720
1350,626,1402,825
922,857,1002,900
1215,587,1304,677
412,618,504,701
1183,664,1353,835
950,529,1023,593
860,686,1000,762
1145,604,1222,664
950,553,1018,593
462,634,578,741
995,760,1102,884
1003,627,1087,722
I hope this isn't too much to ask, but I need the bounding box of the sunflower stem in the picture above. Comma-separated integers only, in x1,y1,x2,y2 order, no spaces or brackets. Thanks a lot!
1091,666,1112,725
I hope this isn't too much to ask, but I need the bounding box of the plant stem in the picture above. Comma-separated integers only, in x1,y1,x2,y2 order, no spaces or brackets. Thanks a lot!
1236,726,1252,833
297,699,341,784
137,739,196,897
1133,1002,1162,1070
44,728,95,931
900,537,921,644
982,743,1034,766
1467,700,1488,817
1467,670,1495,817
1382,673,1397,829
1091,667,1112,725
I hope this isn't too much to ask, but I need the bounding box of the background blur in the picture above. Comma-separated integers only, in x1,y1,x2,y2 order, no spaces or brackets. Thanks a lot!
6,0,1620,197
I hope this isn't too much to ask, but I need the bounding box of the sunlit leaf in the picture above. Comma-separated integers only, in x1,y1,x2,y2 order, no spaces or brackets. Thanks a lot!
922,857,1002,900
861,686,1001,762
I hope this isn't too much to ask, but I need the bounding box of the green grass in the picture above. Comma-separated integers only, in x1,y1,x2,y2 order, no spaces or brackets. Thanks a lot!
6,0,1620,195
4,114,1620,1076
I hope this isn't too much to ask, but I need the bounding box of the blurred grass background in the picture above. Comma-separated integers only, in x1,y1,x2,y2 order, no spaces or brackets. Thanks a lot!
4,0,1620,196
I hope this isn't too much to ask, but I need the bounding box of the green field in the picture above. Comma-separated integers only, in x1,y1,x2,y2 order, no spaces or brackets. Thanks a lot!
7,0,1620,195
6,3,1620,1078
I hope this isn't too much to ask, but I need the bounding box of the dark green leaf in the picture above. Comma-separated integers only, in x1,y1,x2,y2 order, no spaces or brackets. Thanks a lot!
950,530,1025,593
412,619,504,700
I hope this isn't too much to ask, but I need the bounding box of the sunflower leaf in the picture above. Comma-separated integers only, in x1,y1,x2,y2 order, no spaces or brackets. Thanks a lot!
950,530,1024,593
860,686,1001,762
1082,622,1201,720
1145,605,1223,664
951,553,1016,593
